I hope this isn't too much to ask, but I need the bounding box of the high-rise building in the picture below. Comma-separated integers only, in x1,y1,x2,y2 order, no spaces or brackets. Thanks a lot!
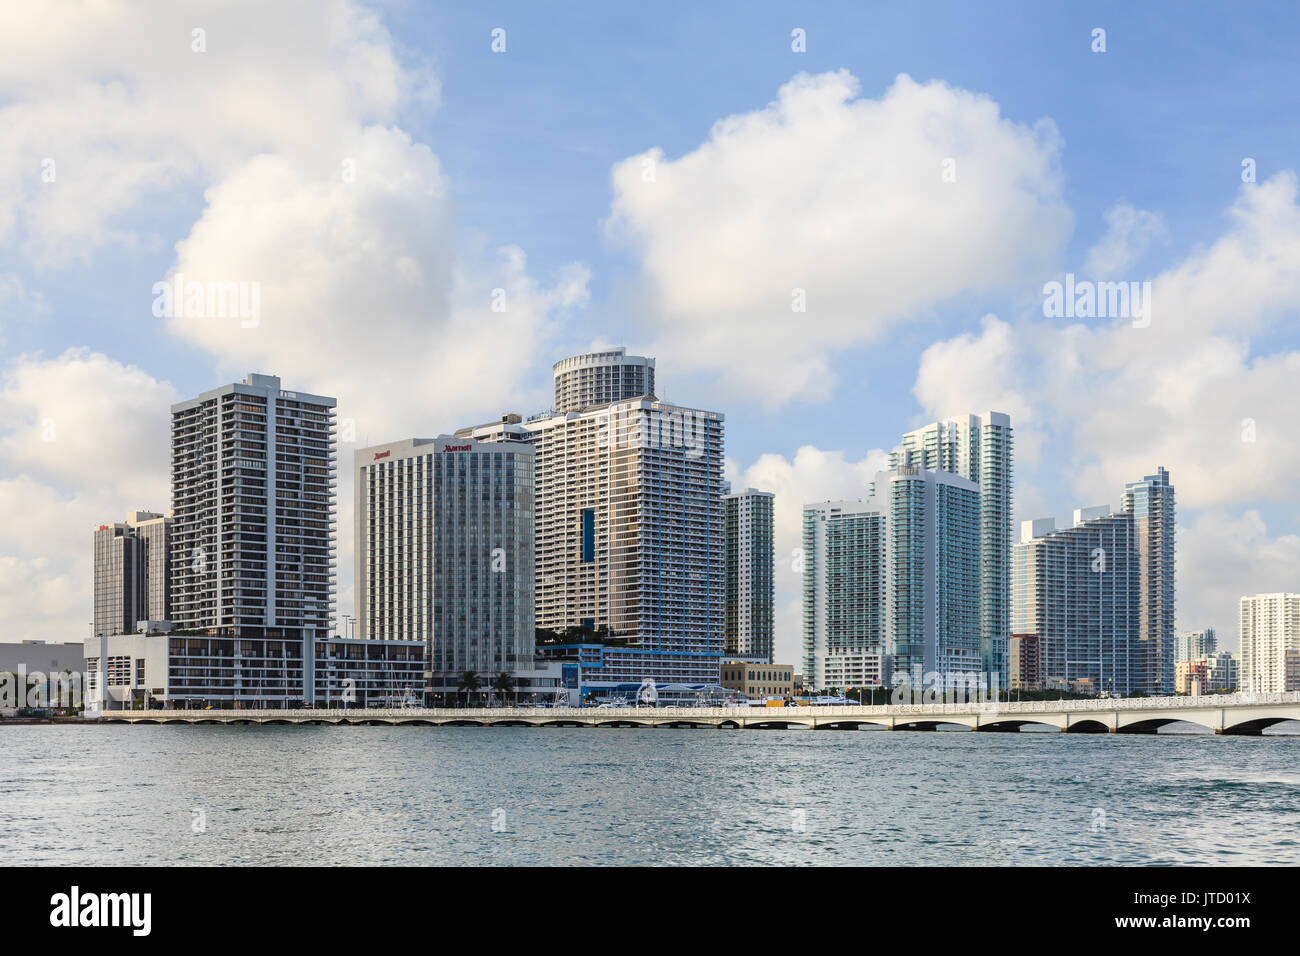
1125,467,1176,695
801,499,887,691
1207,650,1239,693
1239,593,1300,693
170,373,336,640
354,435,536,700
1008,633,1041,691
93,511,171,636
552,347,655,414
1176,628,1217,663
723,488,775,662
891,412,1013,685
461,365,726,689
801,467,981,691
1012,509,1139,696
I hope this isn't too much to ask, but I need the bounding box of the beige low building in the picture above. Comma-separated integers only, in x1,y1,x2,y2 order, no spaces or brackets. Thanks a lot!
720,661,794,701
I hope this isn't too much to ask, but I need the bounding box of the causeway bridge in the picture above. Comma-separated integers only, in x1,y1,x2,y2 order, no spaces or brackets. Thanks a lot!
101,691,1300,734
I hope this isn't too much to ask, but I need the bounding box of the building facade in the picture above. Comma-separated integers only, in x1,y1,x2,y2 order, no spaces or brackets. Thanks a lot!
1240,592,1300,693
723,488,775,662
1125,468,1176,695
801,499,887,692
170,373,336,641
1008,633,1041,691
93,511,171,636
719,661,794,701
1175,628,1217,663
461,375,727,690
355,436,536,700
1012,508,1139,697
891,412,1013,686
551,347,654,414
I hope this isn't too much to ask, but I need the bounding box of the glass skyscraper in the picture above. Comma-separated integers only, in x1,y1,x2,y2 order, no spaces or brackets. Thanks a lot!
723,488,775,662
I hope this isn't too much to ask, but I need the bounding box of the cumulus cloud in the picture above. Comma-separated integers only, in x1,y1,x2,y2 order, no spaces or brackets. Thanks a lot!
728,444,891,666
1082,202,1166,277
0,351,177,641
0,0,433,267
607,70,1072,404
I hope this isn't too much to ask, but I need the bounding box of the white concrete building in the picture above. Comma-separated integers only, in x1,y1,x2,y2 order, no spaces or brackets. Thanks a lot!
1240,593,1300,693
723,488,775,663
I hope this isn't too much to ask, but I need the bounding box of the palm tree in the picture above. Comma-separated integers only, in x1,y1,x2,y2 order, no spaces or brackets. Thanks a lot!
457,671,481,708
492,672,516,707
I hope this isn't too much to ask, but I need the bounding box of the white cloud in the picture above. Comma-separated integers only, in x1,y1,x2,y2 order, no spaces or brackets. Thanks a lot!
0,351,177,641
607,70,1072,405
1082,202,1166,277
728,444,891,666
1178,510,1300,648
0,0,434,267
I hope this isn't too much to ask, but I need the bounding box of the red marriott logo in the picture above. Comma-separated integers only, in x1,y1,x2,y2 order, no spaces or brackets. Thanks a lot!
442,444,471,452
373,450,390,460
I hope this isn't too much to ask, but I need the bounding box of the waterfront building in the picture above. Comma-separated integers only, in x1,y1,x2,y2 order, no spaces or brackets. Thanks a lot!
93,511,171,636
170,373,336,641
1009,633,1041,691
459,351,726,692
801,499,886,692
723,488,775,662
719,661,794,701
890,412,1013,686
1125,468,1176,695
1012,508,1139,697
1176,628,1217,663
354,436,536,701
802,467,980,692
551,347,654,414
1240,593,1300,693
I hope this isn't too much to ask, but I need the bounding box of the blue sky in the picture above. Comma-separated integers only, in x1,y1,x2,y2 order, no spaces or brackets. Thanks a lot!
1,1,1298,659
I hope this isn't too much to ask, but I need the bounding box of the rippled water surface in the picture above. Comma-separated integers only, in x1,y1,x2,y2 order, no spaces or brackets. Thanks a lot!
2,725,1298,865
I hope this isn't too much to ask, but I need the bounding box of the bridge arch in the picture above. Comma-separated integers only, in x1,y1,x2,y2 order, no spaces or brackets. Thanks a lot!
1117,717,1215,734
978,719,1062,733
1063,719,1109,734
1221,716,1296,735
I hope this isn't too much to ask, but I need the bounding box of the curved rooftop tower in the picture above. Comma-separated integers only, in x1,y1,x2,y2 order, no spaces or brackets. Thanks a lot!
552,347,655,413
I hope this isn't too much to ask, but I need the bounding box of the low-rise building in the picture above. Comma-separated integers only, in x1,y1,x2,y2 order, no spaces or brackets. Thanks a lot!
719,661,794,701
1175,658,1210,696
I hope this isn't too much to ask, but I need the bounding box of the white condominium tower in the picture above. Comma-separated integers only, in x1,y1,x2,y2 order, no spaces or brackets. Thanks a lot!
461,351,726,686
354,436,536,700
170,373,336,639
552,347,655,414
802,500,887,691
802,468,982,691
1124,467,1176,695
724,488,775,662
93,511,172,636
890,412,1013,687
1239,593,1300,693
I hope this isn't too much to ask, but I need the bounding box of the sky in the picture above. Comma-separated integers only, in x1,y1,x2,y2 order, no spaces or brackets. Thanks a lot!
2,1,1298,664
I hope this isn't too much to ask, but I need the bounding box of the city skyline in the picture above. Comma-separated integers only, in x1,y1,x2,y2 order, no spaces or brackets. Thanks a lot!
3,3,1299,671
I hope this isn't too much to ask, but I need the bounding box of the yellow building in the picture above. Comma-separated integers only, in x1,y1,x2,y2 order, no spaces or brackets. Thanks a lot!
720,661,794,701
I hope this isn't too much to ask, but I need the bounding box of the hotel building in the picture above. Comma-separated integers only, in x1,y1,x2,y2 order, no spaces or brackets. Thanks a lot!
1240,592,1300,693
93,511,171,636
890,412,1013,686
354,436,537,700
723,488,775,663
